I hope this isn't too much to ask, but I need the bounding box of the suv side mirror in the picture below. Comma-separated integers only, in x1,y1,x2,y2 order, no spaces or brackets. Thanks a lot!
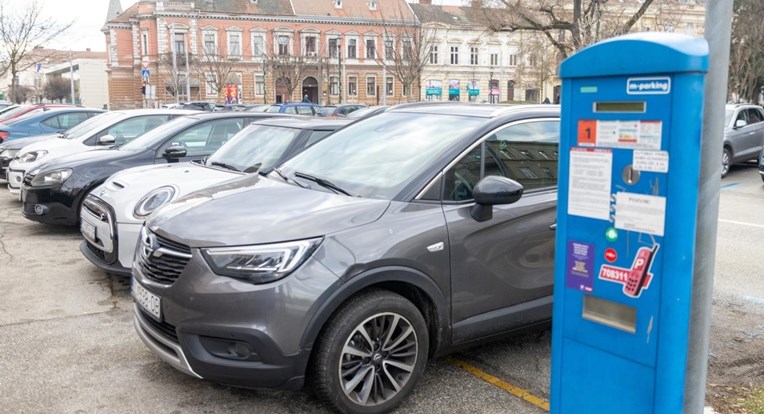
164,145,187,158
471,175,524,222
98,134,115,145
735,119,747,128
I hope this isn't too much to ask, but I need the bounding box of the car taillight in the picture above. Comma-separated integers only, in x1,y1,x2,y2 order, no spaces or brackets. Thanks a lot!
0,131,8,142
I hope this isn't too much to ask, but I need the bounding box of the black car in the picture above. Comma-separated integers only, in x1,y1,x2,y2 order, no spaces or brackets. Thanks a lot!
20,112,291,226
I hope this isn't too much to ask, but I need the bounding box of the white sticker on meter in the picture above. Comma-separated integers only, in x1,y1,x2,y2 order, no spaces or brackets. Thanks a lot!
633,150,669,173
595,120,662,150
615,192,666,236
568,148,613,221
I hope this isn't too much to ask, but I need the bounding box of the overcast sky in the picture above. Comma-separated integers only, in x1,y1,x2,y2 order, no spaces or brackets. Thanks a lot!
27,0,463,52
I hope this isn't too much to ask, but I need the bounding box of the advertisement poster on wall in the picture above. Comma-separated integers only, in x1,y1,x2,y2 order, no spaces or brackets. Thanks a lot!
467,79,480,102
425,80,443,101
490,79,500,103
448,79,460,101
224,84,240,104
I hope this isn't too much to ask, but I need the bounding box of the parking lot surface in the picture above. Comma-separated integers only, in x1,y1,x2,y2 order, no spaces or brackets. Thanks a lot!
0,165,761,413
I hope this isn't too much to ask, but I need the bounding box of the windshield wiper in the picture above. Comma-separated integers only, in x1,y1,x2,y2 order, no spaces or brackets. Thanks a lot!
210,161,240,172
270,167,307,188
294,171,356,197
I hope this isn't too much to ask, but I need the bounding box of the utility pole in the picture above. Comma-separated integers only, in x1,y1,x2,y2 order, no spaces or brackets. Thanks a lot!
69,50,76,104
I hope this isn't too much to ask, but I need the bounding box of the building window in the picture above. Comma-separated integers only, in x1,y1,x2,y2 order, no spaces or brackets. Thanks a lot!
402,39,412,59
254,75,265,95
304,35,317,56
508,54,517,66
386,77,393,96
174,32,185,55
277,35,290,55
329,38,339,58
141,32,149,56
450,46,459,65
348,76,358,96
470,46,478,65
252,34,264,57
347,38,357,59
384,39,394,60
205,73,218,96
365,38,376,59
203,32,216,56
330,76,339,95
490,53,498,66
228,32,241,57
366,76,376,96
429,45,438,64
403,83,409,97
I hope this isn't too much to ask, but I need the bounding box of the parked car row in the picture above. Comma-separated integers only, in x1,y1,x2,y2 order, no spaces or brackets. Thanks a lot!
5,102,563,413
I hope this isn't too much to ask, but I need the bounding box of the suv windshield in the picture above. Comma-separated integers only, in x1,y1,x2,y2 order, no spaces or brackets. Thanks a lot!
207,124,302,173
64,112,123,139
280,112,483,199
119,116,197,151
725,109,734,127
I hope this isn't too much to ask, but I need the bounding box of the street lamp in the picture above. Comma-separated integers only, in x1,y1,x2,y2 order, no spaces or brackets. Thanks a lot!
336,35,343,104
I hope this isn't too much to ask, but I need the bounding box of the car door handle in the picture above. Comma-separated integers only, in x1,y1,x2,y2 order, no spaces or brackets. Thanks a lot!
549,223,557,230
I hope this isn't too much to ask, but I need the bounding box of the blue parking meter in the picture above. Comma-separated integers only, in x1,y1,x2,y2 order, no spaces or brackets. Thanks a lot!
551,33,708,413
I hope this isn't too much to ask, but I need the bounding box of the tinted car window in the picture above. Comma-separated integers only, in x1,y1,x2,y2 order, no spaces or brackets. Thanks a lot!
102,115,171,146
736,109,748,126
297,106,314,115
266,106,281,113
305,130,333,147
285,106,298,114
58,112,90,129
281,112,483,199
162,118,244,157
208,124,302,173
746,108,763,123
487,121,559,190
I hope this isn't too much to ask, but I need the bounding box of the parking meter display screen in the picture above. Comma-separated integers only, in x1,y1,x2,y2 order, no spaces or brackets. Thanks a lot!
594,101,646,113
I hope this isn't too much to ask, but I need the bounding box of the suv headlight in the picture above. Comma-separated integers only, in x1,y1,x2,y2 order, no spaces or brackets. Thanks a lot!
133,186,176,218
30,168,72,187
19,150,48,163
201,238,322,284
0,148,18,159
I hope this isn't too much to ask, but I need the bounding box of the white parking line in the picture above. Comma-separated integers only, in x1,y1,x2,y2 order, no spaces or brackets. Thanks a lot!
718,219,764,228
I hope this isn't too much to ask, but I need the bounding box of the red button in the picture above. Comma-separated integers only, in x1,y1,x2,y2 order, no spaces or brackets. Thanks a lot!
605,248,617,262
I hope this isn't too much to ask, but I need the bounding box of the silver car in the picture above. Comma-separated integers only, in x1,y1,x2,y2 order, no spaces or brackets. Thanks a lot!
722,103,764,177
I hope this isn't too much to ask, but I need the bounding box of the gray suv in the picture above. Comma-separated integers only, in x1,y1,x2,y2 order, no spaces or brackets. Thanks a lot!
722,103,764,177
132,103,559,413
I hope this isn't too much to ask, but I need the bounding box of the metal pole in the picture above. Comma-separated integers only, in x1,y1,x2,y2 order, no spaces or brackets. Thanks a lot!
184,30,191,102
69,50,76,104
683,2,734,412
171,24,179,104
382,57,387,105
337,36,343,104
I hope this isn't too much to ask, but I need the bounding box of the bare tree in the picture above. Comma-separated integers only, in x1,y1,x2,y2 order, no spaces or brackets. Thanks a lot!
376,4,437,102
192,43,241,103
0,0,72,103
728,0,763,103
469,0,656,58
517,35,560,103
44,76,70,102
265,49,316,103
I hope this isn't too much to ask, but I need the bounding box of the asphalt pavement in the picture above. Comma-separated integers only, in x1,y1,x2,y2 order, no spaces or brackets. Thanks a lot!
0,164,760,413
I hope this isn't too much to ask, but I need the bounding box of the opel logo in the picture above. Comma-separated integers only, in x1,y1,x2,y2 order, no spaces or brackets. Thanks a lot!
142,233,161,258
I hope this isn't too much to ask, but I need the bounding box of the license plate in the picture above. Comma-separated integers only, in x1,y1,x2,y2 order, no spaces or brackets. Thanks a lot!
132,279,161,320
81,220,96,242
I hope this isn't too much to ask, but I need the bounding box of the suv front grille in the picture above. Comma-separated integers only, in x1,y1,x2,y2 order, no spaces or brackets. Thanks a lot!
137,228,192,285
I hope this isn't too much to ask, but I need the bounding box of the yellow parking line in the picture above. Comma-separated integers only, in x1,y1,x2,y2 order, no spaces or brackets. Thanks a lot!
447,356,550,411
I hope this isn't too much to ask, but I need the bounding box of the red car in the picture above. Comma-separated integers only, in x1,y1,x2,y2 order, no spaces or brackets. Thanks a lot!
0,103,80,123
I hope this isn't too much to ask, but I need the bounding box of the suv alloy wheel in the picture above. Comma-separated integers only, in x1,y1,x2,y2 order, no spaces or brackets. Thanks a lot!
311,290,429,414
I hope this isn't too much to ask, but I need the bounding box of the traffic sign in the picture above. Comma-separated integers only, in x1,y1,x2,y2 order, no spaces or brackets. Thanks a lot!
141,69,150,78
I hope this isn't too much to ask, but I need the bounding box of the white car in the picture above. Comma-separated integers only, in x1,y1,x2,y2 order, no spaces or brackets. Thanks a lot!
79,117,349,275
6,109,197,195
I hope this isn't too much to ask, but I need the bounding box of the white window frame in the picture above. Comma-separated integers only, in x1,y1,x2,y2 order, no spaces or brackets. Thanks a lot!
254,74,265,95
348,75,358,96
141,31,149,57
490,53,498,66
384,38,395,60
205,73,218,96
470,46,479,65
386,77,394,96
329,76,339,95
365,37,377,60
202,31,218,57
346,37,358,59
251,34,265,58
366,75,376,96
429,45,438,64
276,34,291,56
303,34,318,57
508,53,517,66
450,45,459,65
228,31,242,58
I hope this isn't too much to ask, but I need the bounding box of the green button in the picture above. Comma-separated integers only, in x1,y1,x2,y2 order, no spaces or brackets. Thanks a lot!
605,227,618,242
